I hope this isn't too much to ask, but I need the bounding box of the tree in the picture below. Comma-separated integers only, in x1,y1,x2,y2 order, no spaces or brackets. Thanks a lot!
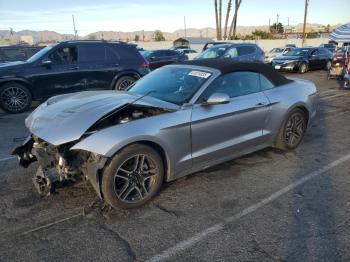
154,30,165,41
228,0,242,40
134,34,140,42
325,24,331,33
223,0,232,40
270,22,284,34
252,30,271,39
214,0,219,39
218,0,222,40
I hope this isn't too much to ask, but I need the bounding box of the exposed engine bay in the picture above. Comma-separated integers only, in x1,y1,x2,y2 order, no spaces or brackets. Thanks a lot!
12,104,171,196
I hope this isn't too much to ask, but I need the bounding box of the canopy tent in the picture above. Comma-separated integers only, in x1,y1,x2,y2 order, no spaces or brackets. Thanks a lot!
329,23,350,44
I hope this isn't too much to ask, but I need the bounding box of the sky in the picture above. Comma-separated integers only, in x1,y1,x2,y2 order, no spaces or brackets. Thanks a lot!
0,0,349,36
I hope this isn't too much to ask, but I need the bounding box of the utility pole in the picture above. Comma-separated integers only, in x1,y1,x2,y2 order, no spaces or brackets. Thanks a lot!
184,16,187,38
276,14,280,31
302,0,309,46
268,18,271,33
72,15,77,40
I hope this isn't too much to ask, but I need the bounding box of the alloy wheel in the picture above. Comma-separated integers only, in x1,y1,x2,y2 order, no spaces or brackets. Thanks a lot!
284,112,306,148
326,61,332,70
300,64,306,73
1,86,29,112
114,154,158,203
119,79,135,90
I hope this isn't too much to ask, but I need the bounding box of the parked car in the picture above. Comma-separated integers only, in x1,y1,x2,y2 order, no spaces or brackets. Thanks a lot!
178,48,198,59
202,42,230,51
196,43,265,62
13,59,318,209
170,45,189,51
265,46,295,64
272,47,333,73
0,45,43,63
319,43,337,53
140,49,188,70
0,40,150,113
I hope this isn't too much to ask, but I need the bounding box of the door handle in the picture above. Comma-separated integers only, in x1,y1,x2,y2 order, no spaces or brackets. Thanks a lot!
70,66,80,70
255,102,268,107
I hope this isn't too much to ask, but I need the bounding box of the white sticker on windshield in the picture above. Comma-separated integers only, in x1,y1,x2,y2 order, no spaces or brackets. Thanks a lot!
188,71,211,79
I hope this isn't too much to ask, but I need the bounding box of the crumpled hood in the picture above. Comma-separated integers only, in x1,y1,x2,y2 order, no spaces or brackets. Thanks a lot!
25,90,179,146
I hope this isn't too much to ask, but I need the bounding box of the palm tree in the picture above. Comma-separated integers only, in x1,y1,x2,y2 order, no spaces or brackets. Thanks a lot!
229,0,242,39
214,0,220,39
223,0,232,40
218,0,223,40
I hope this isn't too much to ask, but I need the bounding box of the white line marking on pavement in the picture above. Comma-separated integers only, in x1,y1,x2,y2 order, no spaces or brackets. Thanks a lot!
0,156,16,162
321,93,349,100
146,153,350,262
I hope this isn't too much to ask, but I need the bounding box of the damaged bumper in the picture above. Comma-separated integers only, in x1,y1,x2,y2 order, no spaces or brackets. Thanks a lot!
12,135,107,197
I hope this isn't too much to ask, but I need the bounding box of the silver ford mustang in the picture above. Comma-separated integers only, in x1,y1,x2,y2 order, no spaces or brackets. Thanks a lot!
13,59,318,209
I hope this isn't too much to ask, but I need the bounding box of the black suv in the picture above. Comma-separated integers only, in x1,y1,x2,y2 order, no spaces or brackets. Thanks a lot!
0,40,150,113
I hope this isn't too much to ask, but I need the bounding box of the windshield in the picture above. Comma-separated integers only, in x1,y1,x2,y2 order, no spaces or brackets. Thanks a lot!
270,48,284,53
26,44,57,63
128,67,212,105
196,45,231,59
283,48,310,57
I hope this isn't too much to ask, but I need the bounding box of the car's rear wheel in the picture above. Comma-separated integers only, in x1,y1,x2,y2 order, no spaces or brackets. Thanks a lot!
275,108,307,150
101,144,164,209
0,82,32,113
114,76,136,91
298,63,308,74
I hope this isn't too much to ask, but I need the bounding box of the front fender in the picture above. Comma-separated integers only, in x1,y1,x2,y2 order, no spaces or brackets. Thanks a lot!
70,110,192,179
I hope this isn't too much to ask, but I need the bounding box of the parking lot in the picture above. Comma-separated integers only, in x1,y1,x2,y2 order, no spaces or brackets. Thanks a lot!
1,70,350,261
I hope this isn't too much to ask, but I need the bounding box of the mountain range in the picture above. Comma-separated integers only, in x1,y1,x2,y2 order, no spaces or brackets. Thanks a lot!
0,23,338,43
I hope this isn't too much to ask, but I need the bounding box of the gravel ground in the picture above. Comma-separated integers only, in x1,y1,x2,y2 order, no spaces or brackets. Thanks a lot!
0,70,350,262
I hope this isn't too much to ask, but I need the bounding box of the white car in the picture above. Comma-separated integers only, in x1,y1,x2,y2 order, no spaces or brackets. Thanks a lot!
265,47,295,64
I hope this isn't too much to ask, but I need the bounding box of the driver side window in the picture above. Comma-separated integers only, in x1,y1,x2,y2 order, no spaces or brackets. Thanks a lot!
200,71,260,101
49,46,77,64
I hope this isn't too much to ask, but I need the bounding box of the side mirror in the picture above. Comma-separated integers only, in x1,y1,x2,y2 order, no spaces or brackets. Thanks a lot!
202,93,230,106
41,59,52,67
149,56,156,60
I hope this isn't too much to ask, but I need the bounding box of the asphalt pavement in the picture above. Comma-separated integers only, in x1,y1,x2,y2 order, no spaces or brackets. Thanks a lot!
1,70,350,262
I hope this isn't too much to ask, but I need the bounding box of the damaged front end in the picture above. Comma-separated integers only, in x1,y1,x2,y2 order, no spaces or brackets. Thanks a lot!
12,135,107,196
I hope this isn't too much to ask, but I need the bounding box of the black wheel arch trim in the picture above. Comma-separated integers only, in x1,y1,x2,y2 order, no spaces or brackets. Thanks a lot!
0,78,34,96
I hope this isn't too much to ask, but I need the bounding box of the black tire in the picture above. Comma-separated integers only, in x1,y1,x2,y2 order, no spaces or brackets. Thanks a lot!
0,82,32,113
114,76,136,91
298,63,308,74
101,144,164,209
325,60,332,70
275,108,307,151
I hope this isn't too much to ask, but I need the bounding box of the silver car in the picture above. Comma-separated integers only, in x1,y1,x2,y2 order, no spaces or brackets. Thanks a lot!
13,59,318,209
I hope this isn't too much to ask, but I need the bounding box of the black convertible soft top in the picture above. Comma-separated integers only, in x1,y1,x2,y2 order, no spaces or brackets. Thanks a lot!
178,58,292,86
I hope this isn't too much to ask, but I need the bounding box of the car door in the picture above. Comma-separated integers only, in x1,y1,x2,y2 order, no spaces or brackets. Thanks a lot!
191,71,270,166
77,43,113,90
308,49,322,69
29,44,86,98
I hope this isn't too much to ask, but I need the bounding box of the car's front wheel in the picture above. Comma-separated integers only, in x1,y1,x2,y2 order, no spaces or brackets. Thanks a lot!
101,144,164,209
325,60,332,70
275,108,307,150
298,63,308,74
0,82,32,113
114,76,136,91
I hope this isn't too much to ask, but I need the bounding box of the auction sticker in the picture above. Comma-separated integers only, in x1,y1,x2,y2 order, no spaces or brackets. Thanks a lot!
189,71,211,78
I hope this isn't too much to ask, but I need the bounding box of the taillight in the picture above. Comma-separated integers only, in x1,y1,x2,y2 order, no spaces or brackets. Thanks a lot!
141,61,149,68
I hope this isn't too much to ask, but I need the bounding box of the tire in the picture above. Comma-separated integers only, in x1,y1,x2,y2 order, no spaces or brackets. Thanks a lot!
275,108,307,151
325,60,332,70
0,82,32,113
298,63,308,74
114,76,136,91
101,144,164,209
